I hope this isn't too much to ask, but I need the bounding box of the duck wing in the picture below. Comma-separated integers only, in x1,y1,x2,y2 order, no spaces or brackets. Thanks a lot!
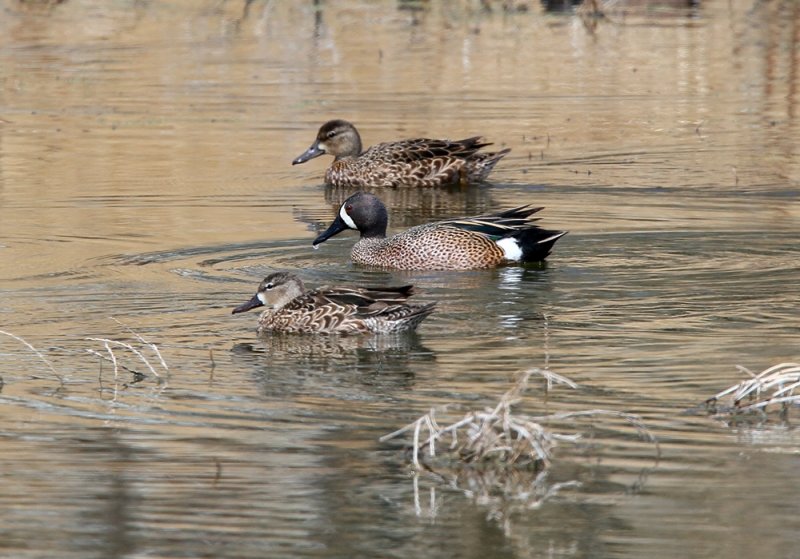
439,205,545,238
306,285,417,314
368,137,492,163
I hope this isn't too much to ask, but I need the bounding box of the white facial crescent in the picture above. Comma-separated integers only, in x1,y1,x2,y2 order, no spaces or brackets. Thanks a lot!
339,204,357,230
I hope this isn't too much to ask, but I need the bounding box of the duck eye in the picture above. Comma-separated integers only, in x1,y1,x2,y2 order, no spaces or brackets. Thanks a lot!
345,204,353,213
265,283,274,290
327,130,337,138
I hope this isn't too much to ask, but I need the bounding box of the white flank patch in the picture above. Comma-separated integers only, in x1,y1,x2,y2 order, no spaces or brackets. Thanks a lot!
257,292,269,305
497,237,523,261
339,205,358,230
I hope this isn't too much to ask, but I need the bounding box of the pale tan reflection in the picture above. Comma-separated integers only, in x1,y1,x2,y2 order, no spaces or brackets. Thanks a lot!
232,332,436,370
234,329,433,362
230,331,434,395
323,183,497,228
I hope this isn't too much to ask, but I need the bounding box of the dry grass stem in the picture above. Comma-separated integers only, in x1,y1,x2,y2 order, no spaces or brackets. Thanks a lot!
86,344,120,376
380,368,580,471
383,367,658,519
706,362,800,417
86,338,163,378
85,319,169,390
111,317,170,373
0,323,166,394
0,329,65,385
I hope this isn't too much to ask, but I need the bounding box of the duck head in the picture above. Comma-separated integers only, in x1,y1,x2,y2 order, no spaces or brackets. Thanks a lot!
292,119,363,164
312,191,389,246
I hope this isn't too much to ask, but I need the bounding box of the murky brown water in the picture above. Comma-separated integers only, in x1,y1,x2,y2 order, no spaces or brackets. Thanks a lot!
1,0,799,557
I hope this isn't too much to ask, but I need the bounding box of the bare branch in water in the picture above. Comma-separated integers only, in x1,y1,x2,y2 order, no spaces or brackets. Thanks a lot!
110,317,170,374
86,338,162,378
382,366,657,521
0,323,168,392
705,362,800,419
0,329,65,385
84,319,170,391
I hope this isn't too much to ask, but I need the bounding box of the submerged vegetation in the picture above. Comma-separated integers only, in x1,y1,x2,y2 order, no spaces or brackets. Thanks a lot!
86,318,170,383
6,321,797,526
705,362,800,420
381,367,659,520
0,328,64,386
1,318,169,395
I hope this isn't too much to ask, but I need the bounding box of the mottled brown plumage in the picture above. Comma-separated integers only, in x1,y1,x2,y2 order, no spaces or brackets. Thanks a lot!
313,192,567,270
231,272,436,334
292,120,510,188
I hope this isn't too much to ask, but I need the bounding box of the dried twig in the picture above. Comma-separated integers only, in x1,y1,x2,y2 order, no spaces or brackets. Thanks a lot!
84,319,169,397
0,329,64,385
86,338,162,378
381,368,590,469
111,317,169,374
383,366,658,522
705,362,800,418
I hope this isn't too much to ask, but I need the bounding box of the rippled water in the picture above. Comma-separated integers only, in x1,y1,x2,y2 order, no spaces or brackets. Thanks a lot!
1,1,799,558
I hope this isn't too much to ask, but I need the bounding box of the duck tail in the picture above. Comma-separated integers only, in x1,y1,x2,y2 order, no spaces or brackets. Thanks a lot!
379,301,437,333
468,147,512,181
403,302,437,330
510,228,568,262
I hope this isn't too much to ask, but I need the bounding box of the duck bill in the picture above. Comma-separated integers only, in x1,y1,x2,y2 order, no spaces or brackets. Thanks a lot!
292,142,325,165
232,293,264,315
313,214,350,246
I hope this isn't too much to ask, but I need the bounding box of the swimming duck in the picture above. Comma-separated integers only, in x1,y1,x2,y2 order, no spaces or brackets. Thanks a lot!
292,119,510,188
231,272,436,334
312,192,566,270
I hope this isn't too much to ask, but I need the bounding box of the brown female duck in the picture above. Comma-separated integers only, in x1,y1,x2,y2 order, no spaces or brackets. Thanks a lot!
232,272,436,334
292,120,510,188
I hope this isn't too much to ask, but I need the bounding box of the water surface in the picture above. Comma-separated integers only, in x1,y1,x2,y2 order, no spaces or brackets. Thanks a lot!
1,1,799,558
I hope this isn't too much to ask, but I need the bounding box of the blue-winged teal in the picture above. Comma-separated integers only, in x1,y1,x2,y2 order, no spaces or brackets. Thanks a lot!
312,192,567,270
292,119,511,188
231,272,436,334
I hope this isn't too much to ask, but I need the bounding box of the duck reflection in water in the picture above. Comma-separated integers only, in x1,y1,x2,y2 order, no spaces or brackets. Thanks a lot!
231,329,434,397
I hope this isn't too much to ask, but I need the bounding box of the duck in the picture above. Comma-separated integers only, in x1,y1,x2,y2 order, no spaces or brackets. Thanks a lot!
312,192,567,270
292,119,511,188
231,272,436,334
